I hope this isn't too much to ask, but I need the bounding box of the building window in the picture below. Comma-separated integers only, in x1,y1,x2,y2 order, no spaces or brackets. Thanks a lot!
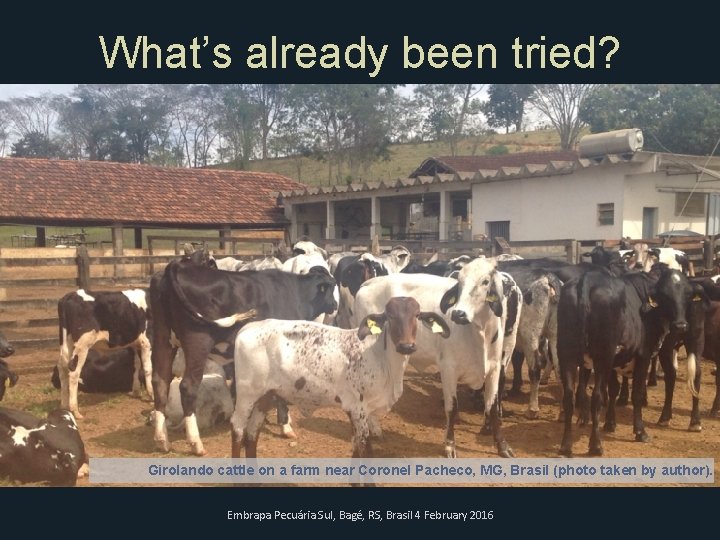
597,203,614,226
486,221,510,241
675,192,706,217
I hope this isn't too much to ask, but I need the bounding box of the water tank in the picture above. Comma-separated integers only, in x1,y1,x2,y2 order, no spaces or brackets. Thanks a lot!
578,128,644,158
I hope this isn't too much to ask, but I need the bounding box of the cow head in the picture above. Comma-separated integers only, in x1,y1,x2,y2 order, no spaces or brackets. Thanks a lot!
0,359,19,401
357,296,449,354
385,246,411,273
440,258,504,325
582,246,622,267
306,271,338,317
647,267,698,332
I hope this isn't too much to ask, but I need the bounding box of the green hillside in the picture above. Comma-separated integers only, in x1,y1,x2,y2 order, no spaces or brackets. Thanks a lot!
245,129,562,185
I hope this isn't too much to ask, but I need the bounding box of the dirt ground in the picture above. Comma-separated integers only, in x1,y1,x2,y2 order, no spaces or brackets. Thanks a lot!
3,344,719,487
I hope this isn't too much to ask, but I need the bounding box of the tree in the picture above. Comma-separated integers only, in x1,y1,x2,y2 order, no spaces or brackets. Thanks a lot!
249,84,286,160
11,131,63,158
164,84,218,168
482,84,535,133
214,84,261,169
413,84,485,154
580,84,720,155
530,84,596,150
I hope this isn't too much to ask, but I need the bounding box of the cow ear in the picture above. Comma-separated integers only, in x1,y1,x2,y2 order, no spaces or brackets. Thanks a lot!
440,283,459,314
641,295,659,313
418,312,450,338
691,283,711,310
486,280,503,317
357,314,386,340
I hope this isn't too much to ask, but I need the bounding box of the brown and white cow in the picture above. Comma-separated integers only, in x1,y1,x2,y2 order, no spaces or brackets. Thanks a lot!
231,297,449,459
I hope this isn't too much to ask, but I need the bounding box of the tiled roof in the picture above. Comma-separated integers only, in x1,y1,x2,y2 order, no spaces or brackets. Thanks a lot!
281,152,643,200
410,151,579,177
0,157,306,226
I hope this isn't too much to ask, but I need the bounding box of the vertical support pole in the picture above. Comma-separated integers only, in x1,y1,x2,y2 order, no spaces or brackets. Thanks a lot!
111,222,124,278
326,200,336,240
35,226,46,248
439,190,451,242
76,244,91,290
219,225,232,252
370,196,381,242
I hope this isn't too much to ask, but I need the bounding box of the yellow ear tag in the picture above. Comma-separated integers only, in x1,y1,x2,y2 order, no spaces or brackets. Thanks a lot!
4,378,10,388
447,296,456,306
367,319,383,335
693,295,702,302
431,320,444,334
486,294,498,302
648,297,658,308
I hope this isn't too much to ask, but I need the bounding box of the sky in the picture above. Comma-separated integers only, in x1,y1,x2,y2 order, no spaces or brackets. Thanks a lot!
0,84,77,101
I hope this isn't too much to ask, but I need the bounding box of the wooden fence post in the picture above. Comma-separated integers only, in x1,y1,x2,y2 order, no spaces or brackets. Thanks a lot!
704,237,714,274
76,245,91,290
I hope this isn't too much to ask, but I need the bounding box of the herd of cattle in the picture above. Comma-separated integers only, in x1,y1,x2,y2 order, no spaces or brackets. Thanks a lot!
1,239,720,486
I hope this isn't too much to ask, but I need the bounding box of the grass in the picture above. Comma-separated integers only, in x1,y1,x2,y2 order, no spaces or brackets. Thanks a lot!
246,129,561,185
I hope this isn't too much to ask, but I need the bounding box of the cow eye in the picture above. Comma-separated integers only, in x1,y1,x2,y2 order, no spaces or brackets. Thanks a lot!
482,279,490,286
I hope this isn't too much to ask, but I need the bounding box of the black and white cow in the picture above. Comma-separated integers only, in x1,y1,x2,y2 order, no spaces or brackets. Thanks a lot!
557,264,695,456
51,348,137,394
0,407,87,486
231,297,449,459
150,255,338,455
0,331,17,401
335,256,389,329
58,288,153,418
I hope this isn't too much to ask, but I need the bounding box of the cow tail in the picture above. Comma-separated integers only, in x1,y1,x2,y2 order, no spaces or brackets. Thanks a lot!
58,298,65,345
577,276,591,357
167,261,212,326
547,273,563,304
687,351,700,398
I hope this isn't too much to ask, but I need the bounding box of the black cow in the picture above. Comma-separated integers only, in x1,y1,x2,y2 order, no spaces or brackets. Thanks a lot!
51,348,137,394
582,246,623,266
0,408,87,486
150,256,338,455
0,331,17,401
58,288,152,418
401,260,452,276
558,264,693,456
335,256,388,328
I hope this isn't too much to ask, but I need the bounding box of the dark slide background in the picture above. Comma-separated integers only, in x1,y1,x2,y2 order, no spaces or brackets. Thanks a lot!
1,3,715,535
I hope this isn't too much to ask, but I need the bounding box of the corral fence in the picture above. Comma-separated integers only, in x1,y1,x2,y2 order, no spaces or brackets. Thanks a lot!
1,235,718,358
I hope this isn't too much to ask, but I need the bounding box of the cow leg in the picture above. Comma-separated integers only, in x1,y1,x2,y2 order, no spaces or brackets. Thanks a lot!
485,366,513,458
712,360,720,417
617,376,629,406
657,340,675,427
507,351,524,397
243,394,274,458
66,332,96,418
367,414,384,440
588,366,607,456
176,334,213,455
647,356,659,387
58,331,73,412
526,348,543,419
275,397,296,439
604,373,619,432
151,341,175,453
230,391,261,458
687,351,702,432
347,408,372,459
632,356,650,443
559,364,578,456
134,333,154,401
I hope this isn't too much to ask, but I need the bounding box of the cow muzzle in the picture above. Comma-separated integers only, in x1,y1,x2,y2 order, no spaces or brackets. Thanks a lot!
672,321,688,333
396,342,417,355
451,310,470,325
0,346,14,358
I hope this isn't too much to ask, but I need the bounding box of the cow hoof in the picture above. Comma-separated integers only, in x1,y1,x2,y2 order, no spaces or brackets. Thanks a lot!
155,439,171,453
616,397,628,407
71,410,84,420
444,445,457,458
497,443,515,458
635,431,650,443
480,423,492,436
688,423,702,433
657,419,670,427
525,409,540,420
282,424,298,439
603,422,616,433
190,442,207,456
710,407,720,417
558,446,573,457
77,463,89,478
588,446,604,457
647,377,657,387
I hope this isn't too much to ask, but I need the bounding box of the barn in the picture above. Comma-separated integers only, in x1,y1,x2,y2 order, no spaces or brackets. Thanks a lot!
0,157,305,250
279,130,720,244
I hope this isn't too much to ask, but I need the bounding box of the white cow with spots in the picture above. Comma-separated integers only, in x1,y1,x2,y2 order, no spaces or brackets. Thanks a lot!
292,240,328,259
58,288,153,418
231,297,449,459
352,258,521,458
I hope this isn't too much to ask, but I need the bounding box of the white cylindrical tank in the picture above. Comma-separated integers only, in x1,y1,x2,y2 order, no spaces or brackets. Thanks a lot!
578,128,644,158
